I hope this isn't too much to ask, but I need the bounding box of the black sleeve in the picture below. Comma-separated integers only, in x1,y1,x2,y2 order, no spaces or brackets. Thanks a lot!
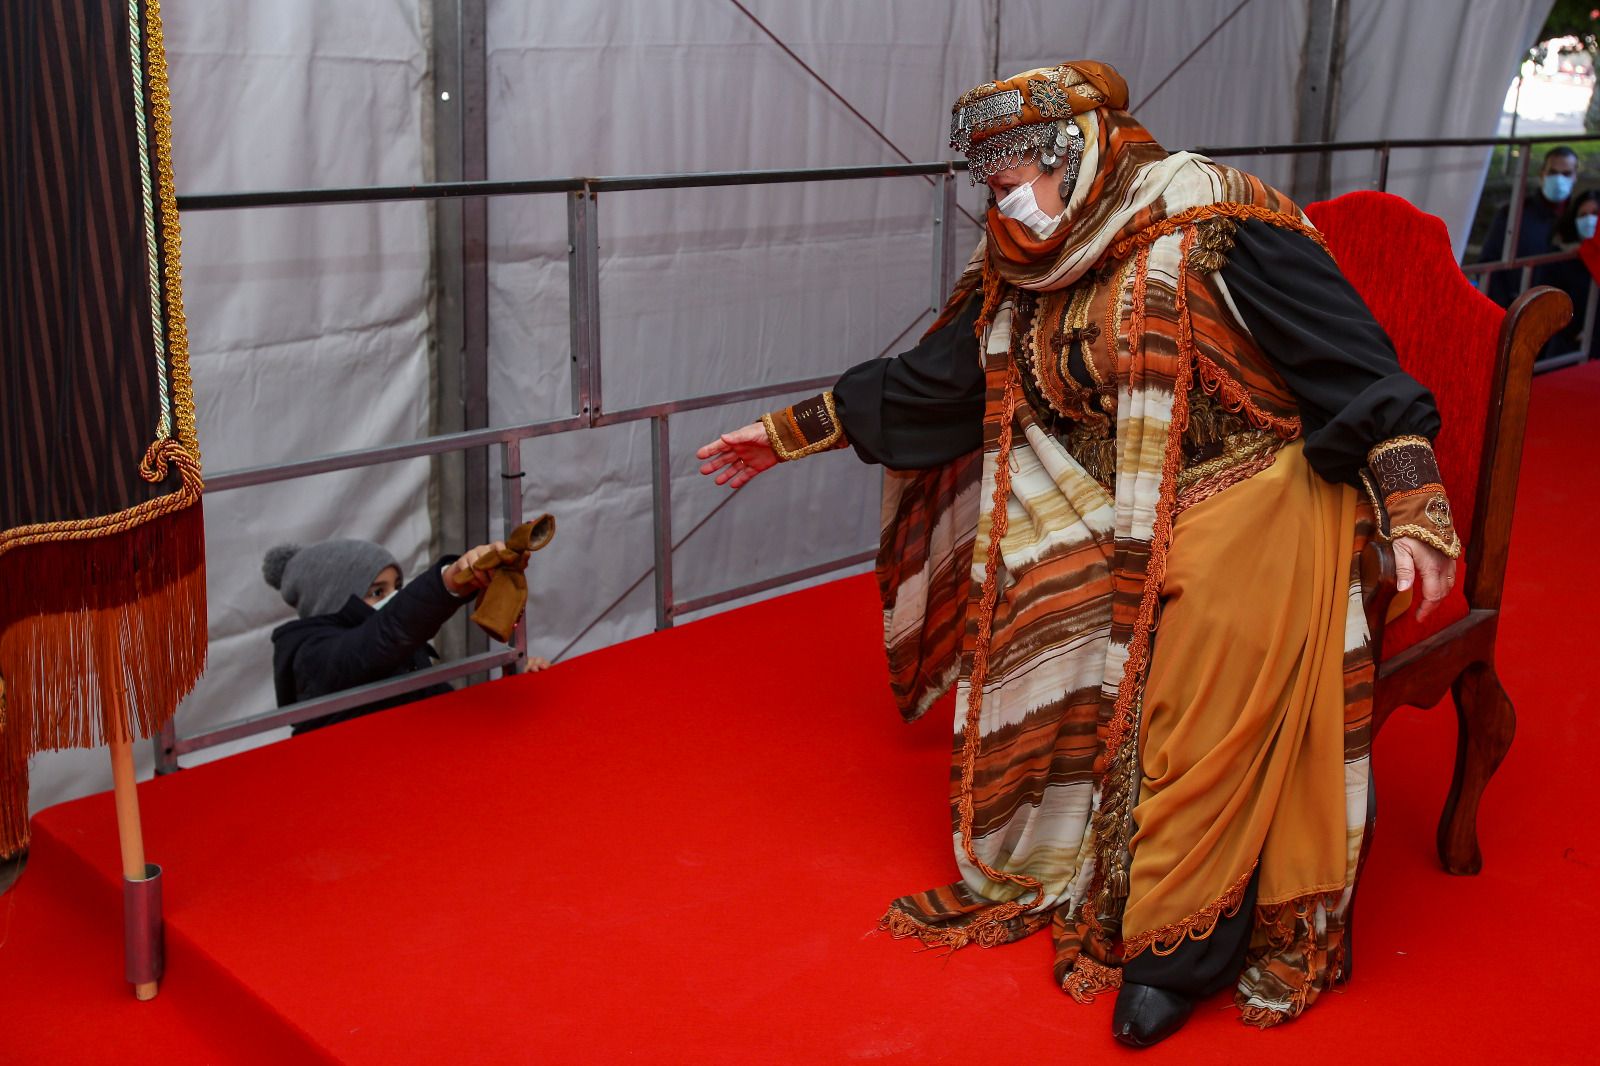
830,294,986,470
288,559,469,694
1474,204,1520,308
1476,205,1509,265
1219,219,1441,486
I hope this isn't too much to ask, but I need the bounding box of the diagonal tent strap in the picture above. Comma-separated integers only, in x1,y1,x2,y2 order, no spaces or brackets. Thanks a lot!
724,0,983,227
552,308,931,662
1131,0,1255,112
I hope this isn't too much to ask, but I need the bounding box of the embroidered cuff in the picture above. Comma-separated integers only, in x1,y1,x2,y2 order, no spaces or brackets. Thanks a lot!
1361,435,1462,559
760,391,846,461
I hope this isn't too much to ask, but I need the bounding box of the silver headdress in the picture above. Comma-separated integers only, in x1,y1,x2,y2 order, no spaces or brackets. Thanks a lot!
958,119,1084,186
949,73,1085,186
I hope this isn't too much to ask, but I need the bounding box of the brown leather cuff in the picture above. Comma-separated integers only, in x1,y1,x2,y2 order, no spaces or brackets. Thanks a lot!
760,391,846,461
1361,435,1462,559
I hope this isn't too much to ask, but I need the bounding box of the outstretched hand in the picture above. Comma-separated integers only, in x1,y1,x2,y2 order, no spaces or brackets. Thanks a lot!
696,422,778,488
444,540,525,596
1393,536,1456,622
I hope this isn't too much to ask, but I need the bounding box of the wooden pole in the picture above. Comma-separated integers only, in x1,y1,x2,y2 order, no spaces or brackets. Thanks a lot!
109,737,158,1000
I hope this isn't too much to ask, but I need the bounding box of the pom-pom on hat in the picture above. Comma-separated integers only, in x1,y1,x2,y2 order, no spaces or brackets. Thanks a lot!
262,539,400,619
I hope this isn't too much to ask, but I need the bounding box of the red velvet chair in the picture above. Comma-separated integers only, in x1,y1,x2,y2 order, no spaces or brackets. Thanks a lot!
1303,191,1570,874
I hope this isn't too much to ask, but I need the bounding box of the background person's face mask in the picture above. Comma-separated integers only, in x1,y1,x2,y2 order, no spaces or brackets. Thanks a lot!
1544,172,1575,203
1578,214,1598,242
369,589,399,611
997,173,1063,239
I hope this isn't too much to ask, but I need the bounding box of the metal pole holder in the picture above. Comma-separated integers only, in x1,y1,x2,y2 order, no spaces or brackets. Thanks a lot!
123,862,165,990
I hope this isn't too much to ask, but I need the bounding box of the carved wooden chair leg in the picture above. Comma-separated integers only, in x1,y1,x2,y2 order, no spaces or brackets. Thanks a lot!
1438,661,1517,875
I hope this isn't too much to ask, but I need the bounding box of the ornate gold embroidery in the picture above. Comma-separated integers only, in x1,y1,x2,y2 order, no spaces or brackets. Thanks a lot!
760,392,844,461
1175,431,1285,511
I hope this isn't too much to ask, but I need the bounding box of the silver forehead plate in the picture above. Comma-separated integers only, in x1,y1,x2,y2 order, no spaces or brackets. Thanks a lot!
951,88,1024,140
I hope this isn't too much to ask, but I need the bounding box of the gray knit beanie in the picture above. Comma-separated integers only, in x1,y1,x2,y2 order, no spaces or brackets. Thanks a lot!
262,539,401,619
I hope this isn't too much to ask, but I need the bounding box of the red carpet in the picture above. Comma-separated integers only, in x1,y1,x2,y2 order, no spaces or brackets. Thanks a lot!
3,364,1597,1064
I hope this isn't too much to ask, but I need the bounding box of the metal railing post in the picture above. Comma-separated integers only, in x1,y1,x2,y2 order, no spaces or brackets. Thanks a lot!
568,184,601,420
152,720,179,776
1582,280,1598,363
1373,144,1391,192
1503,143,1530,267
650,415,674,630
499,437,528,673
931,168,958,311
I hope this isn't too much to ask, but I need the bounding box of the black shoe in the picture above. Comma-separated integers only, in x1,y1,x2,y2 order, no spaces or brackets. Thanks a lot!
1112,982,1195,1048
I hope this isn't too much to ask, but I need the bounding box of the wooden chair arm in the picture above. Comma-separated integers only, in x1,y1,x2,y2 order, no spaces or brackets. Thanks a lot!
1361,538,1397,653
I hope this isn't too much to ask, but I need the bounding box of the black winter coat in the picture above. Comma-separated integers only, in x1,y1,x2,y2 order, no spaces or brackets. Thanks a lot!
271,558,469,734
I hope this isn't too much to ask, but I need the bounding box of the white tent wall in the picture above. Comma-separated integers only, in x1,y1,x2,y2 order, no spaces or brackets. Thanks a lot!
25,0,1551,815
481,0,996,661
1331,0,1552,258
29,0,437,812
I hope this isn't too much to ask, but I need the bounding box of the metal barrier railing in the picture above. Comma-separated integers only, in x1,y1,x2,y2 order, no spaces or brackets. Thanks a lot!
1196,132,1600,370
157,131,1599,770
158,160,964,767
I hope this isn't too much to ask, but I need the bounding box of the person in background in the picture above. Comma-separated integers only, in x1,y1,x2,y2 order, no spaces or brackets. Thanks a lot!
1537,188,1600,361
262,538,549,734
1477,144,1578,307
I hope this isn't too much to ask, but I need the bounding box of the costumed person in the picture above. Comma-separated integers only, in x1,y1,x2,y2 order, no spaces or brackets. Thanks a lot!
264,529,552,734
696,62,1460,1047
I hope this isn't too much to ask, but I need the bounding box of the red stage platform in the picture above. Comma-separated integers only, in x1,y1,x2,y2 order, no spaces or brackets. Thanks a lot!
4,364,1597,1064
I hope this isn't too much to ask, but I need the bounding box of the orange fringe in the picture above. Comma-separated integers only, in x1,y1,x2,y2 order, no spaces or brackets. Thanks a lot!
1192,354,1303,440
941,363,1042,942
1062,952,1124,1004
1239,1004,1289,1029
1119,862,1258,959
1105,203,1329,264
878,903,1050,951
0,495,207,856
1103,231,1196,758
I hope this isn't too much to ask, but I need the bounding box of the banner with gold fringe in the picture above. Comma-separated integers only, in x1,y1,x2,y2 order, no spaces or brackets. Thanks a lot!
1,0,204,857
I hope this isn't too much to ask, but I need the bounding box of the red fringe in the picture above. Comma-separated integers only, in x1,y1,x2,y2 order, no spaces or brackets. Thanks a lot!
0,501,207,855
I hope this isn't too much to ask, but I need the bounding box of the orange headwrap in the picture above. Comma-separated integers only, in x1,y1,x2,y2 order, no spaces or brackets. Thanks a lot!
949,61,1128,156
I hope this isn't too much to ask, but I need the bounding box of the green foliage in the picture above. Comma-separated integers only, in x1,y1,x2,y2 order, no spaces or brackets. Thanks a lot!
1543,0,1600,52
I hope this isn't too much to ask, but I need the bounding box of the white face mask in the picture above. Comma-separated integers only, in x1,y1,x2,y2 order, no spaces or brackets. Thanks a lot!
996,173,1063,239
1578,214,1598,241
369,589,398,611
1543,172,1575,203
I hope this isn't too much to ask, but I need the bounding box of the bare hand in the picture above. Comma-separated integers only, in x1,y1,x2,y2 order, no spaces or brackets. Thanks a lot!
527,656,552,672
696,422,778,488
1393,536,1456,622
445,540,525,595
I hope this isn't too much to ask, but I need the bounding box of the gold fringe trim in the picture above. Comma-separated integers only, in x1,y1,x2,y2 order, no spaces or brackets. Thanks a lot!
1387,523,1462,560
0,439,202,558
145,0,198,456
1061,953,1123,1003
1,0,200,562
1119,862,1257,959
1176,442,1282,513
